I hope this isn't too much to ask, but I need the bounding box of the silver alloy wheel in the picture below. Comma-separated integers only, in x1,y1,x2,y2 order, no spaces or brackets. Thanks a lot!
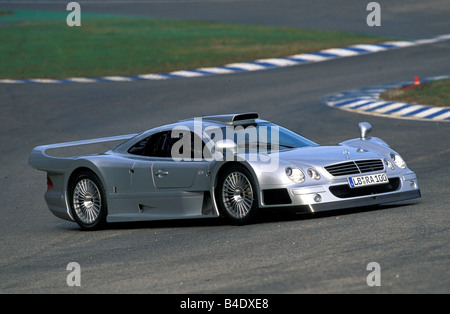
72,178,102,225
221,171,254,219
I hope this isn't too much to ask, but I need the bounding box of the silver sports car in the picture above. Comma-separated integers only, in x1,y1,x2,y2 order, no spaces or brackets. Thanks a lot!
29,113,421,229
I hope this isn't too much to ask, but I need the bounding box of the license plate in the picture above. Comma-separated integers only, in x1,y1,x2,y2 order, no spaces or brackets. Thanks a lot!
348,173,388,188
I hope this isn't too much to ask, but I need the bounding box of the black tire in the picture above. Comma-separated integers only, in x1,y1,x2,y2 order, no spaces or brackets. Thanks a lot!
216,165,258,225
68,171,107,230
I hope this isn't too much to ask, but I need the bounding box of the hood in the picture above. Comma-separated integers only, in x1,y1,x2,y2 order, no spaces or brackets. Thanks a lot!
276,145,382,167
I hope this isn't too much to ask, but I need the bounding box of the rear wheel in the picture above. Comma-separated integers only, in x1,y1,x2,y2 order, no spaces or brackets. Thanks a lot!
68,171,107,230
216,165,258,225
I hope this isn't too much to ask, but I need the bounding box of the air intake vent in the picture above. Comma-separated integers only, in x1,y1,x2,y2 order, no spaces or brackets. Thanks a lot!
329,178,400,198
325,159,384,176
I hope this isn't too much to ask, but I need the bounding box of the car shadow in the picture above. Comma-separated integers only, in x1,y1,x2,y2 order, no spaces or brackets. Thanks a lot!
66,200,419,231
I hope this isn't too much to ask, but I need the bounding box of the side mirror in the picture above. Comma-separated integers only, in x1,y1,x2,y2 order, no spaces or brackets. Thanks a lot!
214,139,237,156
359,122,372,140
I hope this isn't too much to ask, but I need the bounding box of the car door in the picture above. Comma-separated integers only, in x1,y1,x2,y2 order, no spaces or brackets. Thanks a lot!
129,130,211,218
153,160,207,189
152,130,209,189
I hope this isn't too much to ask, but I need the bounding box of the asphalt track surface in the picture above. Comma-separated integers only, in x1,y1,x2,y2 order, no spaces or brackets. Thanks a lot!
0,0,449,294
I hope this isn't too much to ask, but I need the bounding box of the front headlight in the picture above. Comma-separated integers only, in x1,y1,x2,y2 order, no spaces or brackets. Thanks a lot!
307,168,321,180
384,158,394,170
390,153,406,169
285,166,305,183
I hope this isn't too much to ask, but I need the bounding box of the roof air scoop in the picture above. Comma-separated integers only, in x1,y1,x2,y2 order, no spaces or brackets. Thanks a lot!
232,112,259,121
199,112,259,124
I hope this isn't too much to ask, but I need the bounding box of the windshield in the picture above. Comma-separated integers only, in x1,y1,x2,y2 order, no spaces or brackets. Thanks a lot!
206,123,317,153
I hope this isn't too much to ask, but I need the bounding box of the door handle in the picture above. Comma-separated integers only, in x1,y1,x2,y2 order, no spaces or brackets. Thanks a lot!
155,169,169,177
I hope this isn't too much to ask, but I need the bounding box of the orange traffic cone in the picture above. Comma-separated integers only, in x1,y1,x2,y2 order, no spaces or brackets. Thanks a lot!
414,76,420,85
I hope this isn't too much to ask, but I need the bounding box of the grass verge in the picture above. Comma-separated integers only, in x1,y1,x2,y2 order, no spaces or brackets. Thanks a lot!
381,78,450,108
1,10,391,79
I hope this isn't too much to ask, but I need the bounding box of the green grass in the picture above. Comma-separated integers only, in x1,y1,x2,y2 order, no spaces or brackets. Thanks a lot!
0,10,391,79
381,78,450,107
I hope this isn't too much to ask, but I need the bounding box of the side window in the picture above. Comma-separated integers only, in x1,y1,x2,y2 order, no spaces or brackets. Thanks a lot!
166,131,210,160
128,131,171,157
152,131,172,157
190,132,212,160
128,131,211,159
127,136,151,156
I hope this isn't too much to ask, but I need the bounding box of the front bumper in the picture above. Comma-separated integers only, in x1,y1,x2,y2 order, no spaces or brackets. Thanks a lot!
261,172,421,212
307,189,420,212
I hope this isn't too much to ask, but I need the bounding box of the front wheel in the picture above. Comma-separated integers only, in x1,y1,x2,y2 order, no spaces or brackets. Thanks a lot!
216,165,258,225
68,171,107,230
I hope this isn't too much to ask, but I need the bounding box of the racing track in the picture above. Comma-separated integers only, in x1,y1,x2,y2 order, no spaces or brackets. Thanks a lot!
0,0,449,294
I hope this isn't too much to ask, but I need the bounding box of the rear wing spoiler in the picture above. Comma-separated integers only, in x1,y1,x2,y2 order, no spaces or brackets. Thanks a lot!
28,133,137,173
